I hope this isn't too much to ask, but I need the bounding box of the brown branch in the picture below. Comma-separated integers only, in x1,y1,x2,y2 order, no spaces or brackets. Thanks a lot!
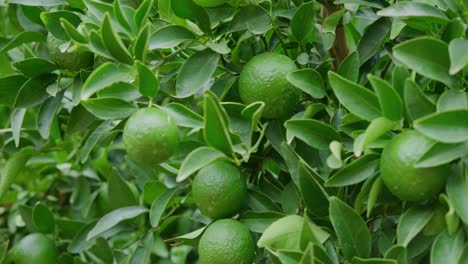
321,4,349,71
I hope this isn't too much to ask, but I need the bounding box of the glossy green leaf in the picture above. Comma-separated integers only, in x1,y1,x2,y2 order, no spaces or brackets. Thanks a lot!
60,18,86,44
203,91,233,155
414,109,468,143
108,169,137,209
0,149,32,201
351,258,397,264
11,108,26,147
338,51,359,83
32,202,55,234
291,2,316,43
322,9,345,50
378,2,448,23
149,25,195,50
404,79,436,121
240,211,285,233
175,49,219,98
368,75,403,121
393,37,456,87
12,58,57,78
8,0,65,6
416,142,467,168
81,98,137,120
14,75,56,108
329,197,371,261
326,154,379,187
397,206,434,246
135,61,158,98
162,103,203,129
176,146,227,182
298,160,329,217
150,188,178,227
40,11,81,40
448,38,468,75
447,170,468,225
37,90,64,139
101,14,133,64
431,229,465,264
367,177,383,218
357,18,391,65
437,90,467,112
87,206,148,240
171,0,211,34
0,75,28,106
285,119,340,150
134,24,150,61
328,71,380,121
258,215,306,251
0,31,45,54
134,0,153,29
81,63,133,99
384,245,407,264
80,120,120,163
286,69,325,99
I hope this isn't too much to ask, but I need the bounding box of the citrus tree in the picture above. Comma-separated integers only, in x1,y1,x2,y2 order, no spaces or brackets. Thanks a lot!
0,0,467,263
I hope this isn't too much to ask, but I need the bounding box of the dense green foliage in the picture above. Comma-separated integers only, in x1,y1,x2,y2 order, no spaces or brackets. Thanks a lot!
0,0,467,263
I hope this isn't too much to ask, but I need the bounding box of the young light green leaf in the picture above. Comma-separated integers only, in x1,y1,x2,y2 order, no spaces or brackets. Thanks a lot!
285,119,340,150
0,148,32,201
448,38,468,75
150,188,179,227
60,18,86,44
338,51,359,82
32,202,55,234
397,206,434,246
11,108,26,147
8,0,65,6
162,103,203,129
404,79,436,121
135,61,158,98
431,229,465,264
149,25,195,50
134,0,153,29
354,117,398,157
414,109,468,143
368,75,403,121
113,0,132,33
329,197,371,261
87,206,148,240
286,69,325,99
416,142,467,168
446,170,468,225
298,160,329,217
176,146,227,182
393,37,456,87
357,18,391,65
322,9,345,50
101,14,133,64
175,49,219,98
326,154,380,187
291,2,316,43
166,227,206,243
37,90,64,139
203,91,233,155
81,63,133,99
81,98,137,119
257,215,305,251
328,71,380,121
367,177,383,218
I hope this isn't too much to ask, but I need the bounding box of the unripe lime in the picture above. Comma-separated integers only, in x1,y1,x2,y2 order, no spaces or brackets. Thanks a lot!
46,33,93,71
12,233,58,264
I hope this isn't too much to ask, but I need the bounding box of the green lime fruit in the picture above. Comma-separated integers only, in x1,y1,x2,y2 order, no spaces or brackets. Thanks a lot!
380,130,450,202
238,52,300,119
123,108,179,165
193,0,226,7
12,233,58,264
192,161,246,219
46,33,93,71
198,219,255,264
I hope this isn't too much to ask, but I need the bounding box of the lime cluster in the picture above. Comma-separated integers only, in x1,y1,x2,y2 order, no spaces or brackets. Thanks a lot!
192,161,254,264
